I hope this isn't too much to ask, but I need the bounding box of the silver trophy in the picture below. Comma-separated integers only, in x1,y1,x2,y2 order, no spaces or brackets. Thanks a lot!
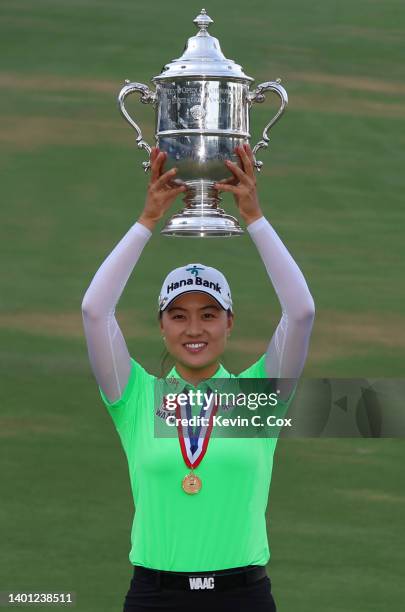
118,9,288,237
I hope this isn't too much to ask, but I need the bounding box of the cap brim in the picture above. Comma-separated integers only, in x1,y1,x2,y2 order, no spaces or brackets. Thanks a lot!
160,289,231,312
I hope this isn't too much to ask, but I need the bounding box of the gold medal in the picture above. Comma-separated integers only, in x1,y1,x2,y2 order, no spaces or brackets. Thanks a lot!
174,387,219,495
182,471,202,494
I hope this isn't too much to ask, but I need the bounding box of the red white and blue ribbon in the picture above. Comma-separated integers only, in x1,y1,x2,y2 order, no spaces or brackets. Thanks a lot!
175,389,219,468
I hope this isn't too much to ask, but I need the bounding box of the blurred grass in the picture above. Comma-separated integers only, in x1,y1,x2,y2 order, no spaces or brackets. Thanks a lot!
1,0,404,610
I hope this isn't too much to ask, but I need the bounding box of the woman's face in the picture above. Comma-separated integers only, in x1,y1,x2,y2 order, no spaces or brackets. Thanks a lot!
160,292,234,370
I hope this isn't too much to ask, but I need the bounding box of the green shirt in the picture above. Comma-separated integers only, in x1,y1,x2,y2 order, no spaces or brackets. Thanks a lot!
98,354,297,571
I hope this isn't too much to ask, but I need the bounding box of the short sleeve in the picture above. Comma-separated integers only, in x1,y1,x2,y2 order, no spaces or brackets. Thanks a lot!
238,354,299,409
238,353,267,378
237,354,299,443
274,381,298,417
264,380,299,451
98,357,154,432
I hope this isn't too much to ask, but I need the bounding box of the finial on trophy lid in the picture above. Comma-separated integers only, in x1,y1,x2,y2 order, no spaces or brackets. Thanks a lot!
193,9,213,35
153,8,252,81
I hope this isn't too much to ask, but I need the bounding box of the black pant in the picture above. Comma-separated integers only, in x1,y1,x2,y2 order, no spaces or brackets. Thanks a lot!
123,566,277,612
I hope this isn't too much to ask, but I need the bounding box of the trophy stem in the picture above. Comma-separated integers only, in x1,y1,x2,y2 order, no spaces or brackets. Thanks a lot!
160,180,244,237
182,179,221,209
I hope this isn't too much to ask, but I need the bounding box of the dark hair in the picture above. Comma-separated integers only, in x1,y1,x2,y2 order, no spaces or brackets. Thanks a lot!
158,308,233,378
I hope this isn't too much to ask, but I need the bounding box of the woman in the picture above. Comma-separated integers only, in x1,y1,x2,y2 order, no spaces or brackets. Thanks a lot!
81,144,315,612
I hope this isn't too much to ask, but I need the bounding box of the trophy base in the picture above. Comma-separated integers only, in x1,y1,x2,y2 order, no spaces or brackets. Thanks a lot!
160,210,244,237
160,180,244,237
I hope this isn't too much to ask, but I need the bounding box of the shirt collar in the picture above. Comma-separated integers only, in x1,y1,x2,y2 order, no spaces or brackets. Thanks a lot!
165,362,230,393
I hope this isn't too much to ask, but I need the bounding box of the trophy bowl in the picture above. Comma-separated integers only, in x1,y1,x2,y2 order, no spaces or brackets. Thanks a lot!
118,9,288,237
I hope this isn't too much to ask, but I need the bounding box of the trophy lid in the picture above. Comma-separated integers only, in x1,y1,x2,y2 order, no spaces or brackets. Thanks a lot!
152,9,254,82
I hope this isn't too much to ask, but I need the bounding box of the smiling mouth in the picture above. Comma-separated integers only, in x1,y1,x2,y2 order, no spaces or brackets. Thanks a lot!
182,342,208,354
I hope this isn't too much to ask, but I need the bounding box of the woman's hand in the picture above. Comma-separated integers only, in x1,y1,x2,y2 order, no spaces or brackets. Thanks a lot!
214,144,263,225
138,147,187,231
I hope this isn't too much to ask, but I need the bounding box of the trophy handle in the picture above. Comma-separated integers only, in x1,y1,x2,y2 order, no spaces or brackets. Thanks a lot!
117,80,157,172
248,79,288,172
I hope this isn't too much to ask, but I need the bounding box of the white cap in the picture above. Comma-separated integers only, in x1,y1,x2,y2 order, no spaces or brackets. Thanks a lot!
158,263,233,313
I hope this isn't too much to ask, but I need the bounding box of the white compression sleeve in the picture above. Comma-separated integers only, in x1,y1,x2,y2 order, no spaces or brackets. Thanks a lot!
81,222,152,403
247,216,315,400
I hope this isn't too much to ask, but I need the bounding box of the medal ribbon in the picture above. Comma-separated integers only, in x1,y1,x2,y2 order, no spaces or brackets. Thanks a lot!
175,388,219,469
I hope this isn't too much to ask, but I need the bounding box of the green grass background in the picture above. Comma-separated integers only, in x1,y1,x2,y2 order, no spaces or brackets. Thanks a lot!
1,0,404,610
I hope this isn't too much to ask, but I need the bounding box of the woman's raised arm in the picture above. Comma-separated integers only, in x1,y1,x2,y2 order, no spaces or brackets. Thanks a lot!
81,148,186,403
215,144,315,401
247,216,315,401
81,222,152,403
